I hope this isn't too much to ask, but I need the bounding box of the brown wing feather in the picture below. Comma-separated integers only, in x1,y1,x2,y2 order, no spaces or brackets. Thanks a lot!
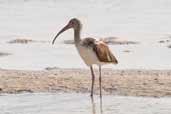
93,41,118,64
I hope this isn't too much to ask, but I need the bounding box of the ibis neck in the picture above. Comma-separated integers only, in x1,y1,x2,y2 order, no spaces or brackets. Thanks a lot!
74,28,81,44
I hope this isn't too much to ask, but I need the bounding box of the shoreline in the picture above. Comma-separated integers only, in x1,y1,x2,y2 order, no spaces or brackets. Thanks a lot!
0,68,171,97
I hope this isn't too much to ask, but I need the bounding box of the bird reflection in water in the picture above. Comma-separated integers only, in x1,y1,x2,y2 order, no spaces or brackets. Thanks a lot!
90,96,103,114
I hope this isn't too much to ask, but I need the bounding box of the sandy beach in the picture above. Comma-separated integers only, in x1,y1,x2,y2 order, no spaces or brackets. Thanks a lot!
0,68,170,97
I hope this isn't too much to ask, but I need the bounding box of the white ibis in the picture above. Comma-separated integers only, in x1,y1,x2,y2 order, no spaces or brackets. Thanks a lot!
52,18,118,97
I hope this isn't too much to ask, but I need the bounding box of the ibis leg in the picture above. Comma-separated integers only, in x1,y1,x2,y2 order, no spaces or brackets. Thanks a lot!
90,96,96,114
99,65,102,99
90,65,95,97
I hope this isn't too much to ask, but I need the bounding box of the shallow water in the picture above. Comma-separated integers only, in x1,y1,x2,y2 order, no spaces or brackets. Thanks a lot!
0,93,171,114
0,0,171,70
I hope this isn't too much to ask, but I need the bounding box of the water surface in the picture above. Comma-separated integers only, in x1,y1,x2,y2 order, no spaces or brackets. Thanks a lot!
0,93,171,114
0,0,171,70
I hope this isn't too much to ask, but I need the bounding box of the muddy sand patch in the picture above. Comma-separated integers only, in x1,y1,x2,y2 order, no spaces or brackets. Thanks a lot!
63,37,139,45
7,38,49,44
0,52,11,57
0,69,171,97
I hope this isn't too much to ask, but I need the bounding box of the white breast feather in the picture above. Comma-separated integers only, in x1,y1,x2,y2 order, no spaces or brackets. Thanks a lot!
77,45,100,66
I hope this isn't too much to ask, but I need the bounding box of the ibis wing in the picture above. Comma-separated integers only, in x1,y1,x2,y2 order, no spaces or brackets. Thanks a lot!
93,42,118,64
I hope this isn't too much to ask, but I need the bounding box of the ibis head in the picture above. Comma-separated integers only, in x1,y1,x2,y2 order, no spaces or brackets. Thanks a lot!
52,18,81,44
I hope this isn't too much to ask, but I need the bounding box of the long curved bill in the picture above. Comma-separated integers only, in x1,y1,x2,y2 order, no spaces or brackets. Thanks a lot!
52,24,71,44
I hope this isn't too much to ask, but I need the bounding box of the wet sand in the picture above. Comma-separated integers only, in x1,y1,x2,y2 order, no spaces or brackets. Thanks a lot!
0,69,171,97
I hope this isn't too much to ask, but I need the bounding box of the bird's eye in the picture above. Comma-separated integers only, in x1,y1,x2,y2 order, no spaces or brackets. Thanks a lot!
71,21,74,25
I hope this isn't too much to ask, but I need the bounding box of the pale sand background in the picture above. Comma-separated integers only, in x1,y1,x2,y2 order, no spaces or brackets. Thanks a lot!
0,69,171,97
